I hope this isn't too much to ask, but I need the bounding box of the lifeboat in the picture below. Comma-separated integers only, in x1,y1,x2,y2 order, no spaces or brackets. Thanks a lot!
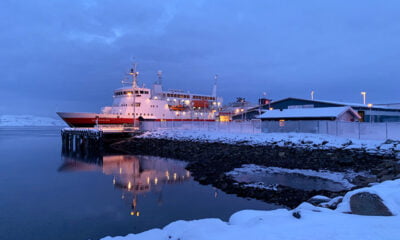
192,100,209,108
169,105,186,111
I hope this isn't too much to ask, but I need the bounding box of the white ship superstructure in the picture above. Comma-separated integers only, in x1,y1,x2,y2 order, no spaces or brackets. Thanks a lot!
58,65,222,127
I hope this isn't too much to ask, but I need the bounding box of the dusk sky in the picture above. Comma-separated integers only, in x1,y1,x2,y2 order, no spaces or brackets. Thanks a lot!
1,0,400,117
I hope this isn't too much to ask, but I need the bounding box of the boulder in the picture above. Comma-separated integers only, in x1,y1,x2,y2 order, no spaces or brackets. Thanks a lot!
350,192,393,216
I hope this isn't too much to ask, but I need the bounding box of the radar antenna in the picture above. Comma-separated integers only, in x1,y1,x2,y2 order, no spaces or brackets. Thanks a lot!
157,70,163,85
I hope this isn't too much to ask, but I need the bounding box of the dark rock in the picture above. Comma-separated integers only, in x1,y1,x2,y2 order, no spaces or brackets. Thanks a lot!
351,176,377,187
350,192,393,216
384,139,395,144
292,211,301,219
307,195,331,206
379,174,396,182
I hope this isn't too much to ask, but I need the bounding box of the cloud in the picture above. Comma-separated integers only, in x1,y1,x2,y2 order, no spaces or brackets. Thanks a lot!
1,0,400,116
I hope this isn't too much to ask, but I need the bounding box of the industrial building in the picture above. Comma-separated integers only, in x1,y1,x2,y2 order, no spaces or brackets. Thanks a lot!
232,97,400,122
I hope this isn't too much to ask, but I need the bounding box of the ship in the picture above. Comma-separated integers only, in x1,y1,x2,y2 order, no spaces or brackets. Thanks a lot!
57,65,223,127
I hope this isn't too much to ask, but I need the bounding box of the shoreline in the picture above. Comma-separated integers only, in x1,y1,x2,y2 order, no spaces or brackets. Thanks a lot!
111,130,400,208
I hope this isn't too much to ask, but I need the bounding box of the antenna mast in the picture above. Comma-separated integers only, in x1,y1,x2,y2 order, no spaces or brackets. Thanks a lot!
212,74,218,97
129,63,139,88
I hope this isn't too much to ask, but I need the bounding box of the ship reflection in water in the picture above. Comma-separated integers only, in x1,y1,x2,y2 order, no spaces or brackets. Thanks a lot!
59,154,190,216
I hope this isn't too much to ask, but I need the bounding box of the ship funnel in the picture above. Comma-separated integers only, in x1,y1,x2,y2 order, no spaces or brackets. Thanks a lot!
153,70,163,95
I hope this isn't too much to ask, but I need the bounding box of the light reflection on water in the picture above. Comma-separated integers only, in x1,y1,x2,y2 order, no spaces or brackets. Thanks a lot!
0,127,278,240
59,154,192,217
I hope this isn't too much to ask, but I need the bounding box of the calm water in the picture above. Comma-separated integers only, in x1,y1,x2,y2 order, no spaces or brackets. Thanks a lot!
0,127,278,240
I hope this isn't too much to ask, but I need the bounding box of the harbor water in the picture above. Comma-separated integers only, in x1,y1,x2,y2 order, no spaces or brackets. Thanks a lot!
0,127,277,240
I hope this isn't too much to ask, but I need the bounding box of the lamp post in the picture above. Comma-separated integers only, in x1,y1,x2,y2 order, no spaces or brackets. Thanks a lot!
367,103,373,123
311,90,315,100
361,92,366,105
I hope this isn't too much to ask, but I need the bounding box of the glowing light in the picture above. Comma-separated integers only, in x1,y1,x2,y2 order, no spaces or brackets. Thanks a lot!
361,92,367,105
130,211,134,216
128,181,132,190
136,212,140,216
173,173,177,180
147,177,150,184
113,177,116,185
368,103,373,108
186,171,190,177
269,107,274,110
154,178,158,185
184,100,190,105
119,168,122,174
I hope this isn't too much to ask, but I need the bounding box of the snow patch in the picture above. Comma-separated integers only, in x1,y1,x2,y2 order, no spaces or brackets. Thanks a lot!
101,179,400,240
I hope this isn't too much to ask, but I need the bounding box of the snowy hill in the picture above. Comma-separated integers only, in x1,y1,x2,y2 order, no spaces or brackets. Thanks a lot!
0,115,66,127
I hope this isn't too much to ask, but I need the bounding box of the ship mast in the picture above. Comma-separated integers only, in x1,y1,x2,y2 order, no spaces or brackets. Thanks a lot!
128,64,139,127
129,63,139,88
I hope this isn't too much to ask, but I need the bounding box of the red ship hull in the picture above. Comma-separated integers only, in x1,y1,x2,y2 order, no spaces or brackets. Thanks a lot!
57,112,214,127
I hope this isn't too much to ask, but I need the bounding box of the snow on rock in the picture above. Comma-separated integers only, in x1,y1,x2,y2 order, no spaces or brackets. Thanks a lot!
336,179,400,215
138,129,400,158
0,115,66,126
226,164,370,189
101,181,400,240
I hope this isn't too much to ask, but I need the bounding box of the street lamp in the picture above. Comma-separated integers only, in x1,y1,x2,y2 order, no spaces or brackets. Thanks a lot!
367,103,373,123
361,92,366,105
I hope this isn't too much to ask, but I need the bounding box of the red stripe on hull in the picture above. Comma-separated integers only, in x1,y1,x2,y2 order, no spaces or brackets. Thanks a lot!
61,117,215,127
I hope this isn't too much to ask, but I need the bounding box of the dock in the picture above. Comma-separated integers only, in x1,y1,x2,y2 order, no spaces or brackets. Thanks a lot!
61,125,140,160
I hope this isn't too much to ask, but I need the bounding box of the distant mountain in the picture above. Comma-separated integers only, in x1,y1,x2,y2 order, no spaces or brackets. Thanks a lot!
0,115,66,126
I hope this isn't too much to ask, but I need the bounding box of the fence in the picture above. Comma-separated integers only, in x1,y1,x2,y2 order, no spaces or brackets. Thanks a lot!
139,120,400,140
261,120,400,140
140,120,262,134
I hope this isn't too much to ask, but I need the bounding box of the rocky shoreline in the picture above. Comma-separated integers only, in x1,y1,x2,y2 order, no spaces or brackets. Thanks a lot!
111,136,400,208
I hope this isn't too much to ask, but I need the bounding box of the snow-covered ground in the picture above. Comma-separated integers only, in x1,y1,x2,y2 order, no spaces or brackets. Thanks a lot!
139,129,400,158
101,179,400,240
0,115,66,126
227,164,371,190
